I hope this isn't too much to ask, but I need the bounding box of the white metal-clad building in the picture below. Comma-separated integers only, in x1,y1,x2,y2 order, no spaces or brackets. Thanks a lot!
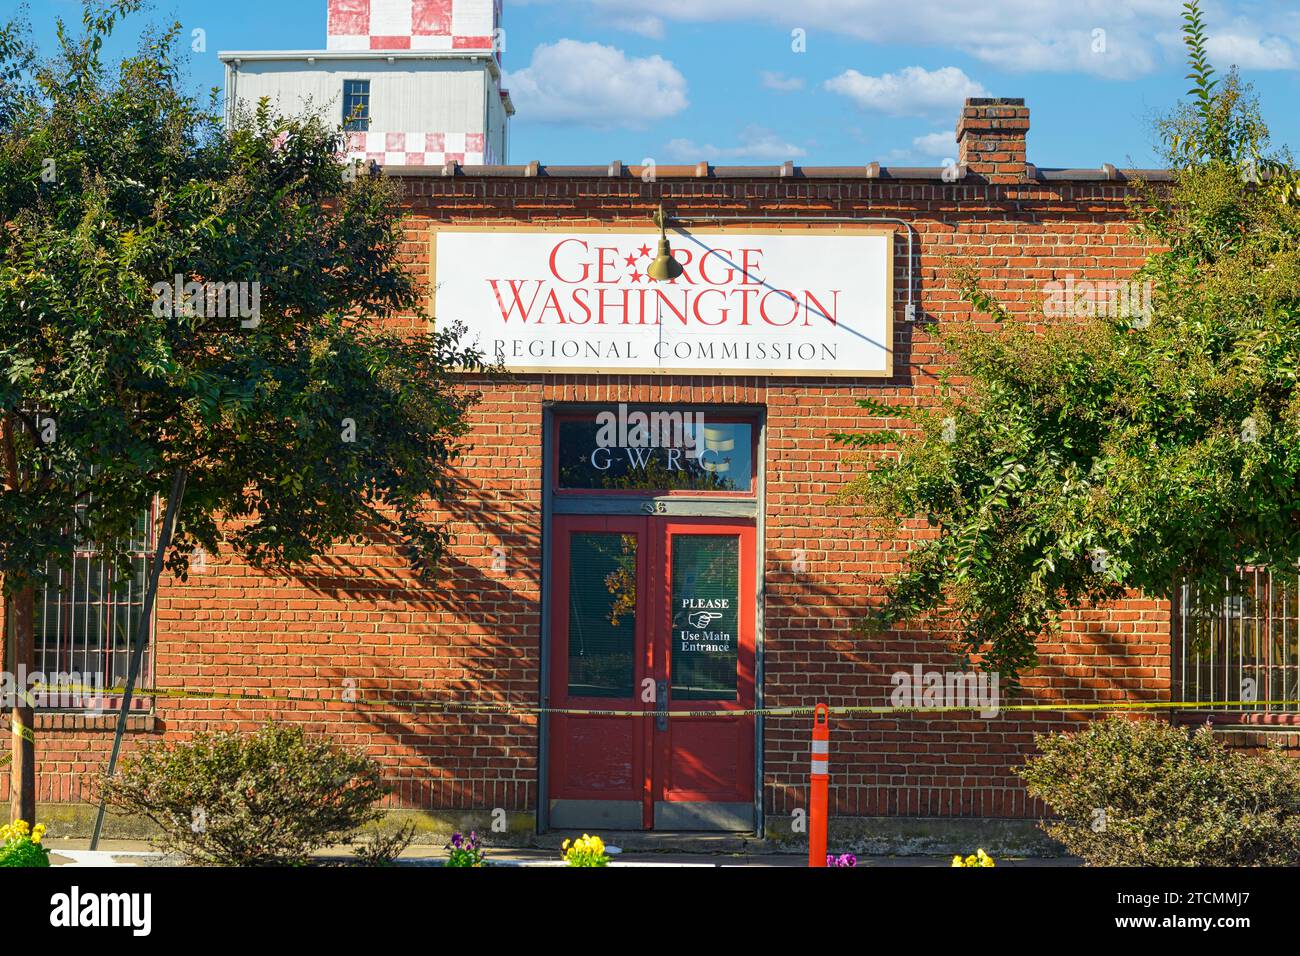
219,0,512,167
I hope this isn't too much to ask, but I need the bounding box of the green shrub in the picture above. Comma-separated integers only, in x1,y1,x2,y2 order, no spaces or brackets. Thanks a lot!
97,722,392,866
1018,717,1300,866
352,823,417,867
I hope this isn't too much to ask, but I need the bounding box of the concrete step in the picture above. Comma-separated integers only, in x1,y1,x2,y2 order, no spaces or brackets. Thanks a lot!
530,831,771,855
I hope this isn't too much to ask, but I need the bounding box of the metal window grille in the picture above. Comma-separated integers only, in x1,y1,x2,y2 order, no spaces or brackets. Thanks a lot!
342,79,370,132
33,504,155,711
1176,568,1300,713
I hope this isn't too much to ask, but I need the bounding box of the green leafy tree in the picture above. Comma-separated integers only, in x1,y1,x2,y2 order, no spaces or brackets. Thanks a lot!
836,0,1300,684
0,2,489,824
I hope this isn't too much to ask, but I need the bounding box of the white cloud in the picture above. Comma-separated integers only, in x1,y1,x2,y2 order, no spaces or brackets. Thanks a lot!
761,71,805,91
569,0,1193,79
665,125,808,161
881,130,960,165
1204,31,1296,70
965,30,1158,77
1155,18,1298,71
607,15,666,40
519,1,1299,80
825,66,987,116
911,130,957,158
506,40,689,127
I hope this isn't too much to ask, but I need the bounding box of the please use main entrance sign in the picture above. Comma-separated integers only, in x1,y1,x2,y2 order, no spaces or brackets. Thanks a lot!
430,225,895,377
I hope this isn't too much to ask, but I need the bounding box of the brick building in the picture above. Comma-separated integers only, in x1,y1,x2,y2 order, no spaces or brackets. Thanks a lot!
15,97,1294,846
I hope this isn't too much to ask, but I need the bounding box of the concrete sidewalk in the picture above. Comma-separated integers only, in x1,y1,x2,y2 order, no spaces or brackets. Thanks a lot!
43,838,1080,868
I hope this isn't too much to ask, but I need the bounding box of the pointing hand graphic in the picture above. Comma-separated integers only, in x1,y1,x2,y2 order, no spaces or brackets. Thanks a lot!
687,611,723,629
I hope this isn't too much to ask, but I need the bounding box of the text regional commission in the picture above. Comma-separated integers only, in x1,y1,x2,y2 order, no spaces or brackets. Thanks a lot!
491,337,841,363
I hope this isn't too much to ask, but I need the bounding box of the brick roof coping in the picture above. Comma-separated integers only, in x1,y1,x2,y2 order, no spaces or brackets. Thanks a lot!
379,163,1175,182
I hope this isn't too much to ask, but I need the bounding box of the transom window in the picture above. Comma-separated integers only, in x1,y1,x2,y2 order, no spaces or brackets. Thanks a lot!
555,406,756,495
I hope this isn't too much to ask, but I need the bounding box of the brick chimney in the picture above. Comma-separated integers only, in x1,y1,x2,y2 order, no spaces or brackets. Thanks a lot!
956,98,1030,184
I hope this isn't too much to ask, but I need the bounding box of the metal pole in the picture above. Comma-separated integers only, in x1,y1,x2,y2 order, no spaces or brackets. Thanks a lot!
668,214,919,320
89,468,186,850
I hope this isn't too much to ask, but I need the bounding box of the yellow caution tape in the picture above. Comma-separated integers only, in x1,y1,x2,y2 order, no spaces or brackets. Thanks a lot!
6,680,1299,720
0,718,36,765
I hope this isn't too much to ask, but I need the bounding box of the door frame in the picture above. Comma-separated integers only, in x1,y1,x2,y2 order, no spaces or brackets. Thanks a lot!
537,402,766,834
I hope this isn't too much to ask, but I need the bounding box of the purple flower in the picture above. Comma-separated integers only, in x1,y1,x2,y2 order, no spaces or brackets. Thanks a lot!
450,832,464,848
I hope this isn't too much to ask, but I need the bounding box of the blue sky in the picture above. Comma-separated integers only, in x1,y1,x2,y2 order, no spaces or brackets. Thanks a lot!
8,0,1300,168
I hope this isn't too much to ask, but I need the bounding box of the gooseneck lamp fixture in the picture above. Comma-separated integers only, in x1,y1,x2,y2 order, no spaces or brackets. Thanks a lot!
646,204,685,282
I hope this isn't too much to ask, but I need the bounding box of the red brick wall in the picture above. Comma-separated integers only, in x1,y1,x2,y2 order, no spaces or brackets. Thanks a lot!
10,172,1175,822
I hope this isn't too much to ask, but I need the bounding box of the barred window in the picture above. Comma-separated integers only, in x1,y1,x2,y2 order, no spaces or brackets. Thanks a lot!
1176,569,1300,713
33,506,155,711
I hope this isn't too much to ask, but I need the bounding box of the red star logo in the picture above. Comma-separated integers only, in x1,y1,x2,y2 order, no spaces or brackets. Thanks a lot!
624,253,638,267
630,270,644,283
637,244,652,258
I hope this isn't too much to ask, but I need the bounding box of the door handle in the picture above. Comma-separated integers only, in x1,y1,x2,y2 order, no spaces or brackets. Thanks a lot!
656,680,668,731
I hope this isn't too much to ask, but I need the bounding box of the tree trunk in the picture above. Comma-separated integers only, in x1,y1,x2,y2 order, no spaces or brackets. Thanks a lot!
1,415,36,825
8,586,35,825
0,580,7,804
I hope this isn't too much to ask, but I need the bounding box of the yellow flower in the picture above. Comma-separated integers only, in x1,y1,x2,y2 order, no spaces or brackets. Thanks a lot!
951,855,964,867
562,839,570,850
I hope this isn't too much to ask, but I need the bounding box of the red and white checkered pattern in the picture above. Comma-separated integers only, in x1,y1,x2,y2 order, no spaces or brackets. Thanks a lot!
344,131,490,166
327,0,500,53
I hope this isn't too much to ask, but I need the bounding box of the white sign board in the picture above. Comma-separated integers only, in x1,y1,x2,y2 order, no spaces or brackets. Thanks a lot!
431,227,894,376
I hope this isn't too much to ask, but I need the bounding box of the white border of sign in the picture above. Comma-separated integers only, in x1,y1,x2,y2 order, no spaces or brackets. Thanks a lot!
428,223,895,377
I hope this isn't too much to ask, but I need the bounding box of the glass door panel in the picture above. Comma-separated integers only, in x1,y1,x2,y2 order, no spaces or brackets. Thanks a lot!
670,534,740,702
567,532,639,698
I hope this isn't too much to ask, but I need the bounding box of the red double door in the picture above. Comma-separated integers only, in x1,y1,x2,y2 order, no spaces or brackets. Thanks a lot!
548,515,756,831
